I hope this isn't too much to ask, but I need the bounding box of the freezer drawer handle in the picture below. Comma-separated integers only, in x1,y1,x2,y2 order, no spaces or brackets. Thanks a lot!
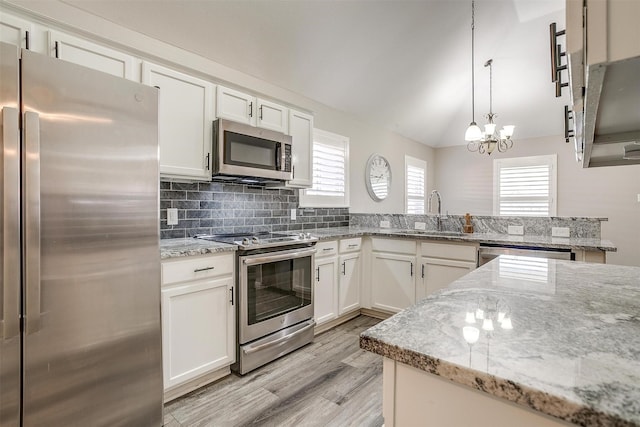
24,111,42,335
242,320,315,355
2,107,21,339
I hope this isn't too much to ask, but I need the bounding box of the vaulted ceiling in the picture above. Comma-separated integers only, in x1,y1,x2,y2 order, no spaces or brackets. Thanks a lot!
61,0,569,147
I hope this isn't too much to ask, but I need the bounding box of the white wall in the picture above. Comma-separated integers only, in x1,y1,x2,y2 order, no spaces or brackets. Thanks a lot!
3,0,434,214
434,135,640,267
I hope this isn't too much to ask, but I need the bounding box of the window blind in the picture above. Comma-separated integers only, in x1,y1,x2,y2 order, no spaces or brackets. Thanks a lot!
405,156,426,214
498,164,550,216
494,155,557,217
306,141,346,197
406,165,425,214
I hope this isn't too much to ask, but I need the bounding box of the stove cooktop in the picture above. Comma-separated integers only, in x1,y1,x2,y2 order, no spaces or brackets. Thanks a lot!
195,232,317,250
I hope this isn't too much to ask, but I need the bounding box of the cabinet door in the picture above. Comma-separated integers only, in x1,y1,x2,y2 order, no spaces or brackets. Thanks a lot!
216,85,256,126
339,253,361,314
162,277,235,389
142,61,214,181
314,257,338,325
419,257,476,300
257,98,288,133
286,109,313,188
0,12,31,49
371,253,416,313
48,31,136,80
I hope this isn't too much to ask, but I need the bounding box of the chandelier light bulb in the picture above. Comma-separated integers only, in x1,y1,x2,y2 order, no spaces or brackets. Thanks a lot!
482,318,494,331
503,125,515,138
475,308,484,319
463,326,480,344
484,123,496,136
465,122,482,141
465,311,477,324
501,317,513,330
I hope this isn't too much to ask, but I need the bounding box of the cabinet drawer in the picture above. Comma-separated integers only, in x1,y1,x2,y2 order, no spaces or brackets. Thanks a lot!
162,253,234,285
371,238,416,254
421,242,477,262
339,238,362,253
316,240,338,257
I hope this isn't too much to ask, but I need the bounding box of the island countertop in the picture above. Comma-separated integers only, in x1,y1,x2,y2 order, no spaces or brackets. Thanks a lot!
360,256,640,426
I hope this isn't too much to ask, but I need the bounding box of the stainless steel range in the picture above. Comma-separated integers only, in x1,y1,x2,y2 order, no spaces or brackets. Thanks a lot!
196,232,317,374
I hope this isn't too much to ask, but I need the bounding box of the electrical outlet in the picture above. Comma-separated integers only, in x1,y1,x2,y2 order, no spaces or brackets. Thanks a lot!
552,227,570,238
637,193,640,203
380,220,391,228
167,208,178,226
414,222,426,230
508,225,524,235
291,208,297,221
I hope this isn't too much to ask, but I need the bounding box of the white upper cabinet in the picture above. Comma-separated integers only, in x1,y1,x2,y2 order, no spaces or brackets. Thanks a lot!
48,31,136,80
0,12,31,49
257,98,288,133
142,61,215,181
216,85,289,134
286,109,314,188
216,85,257,126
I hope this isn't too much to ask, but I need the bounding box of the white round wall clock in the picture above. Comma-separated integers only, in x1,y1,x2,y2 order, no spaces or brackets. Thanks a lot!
365,153,391,201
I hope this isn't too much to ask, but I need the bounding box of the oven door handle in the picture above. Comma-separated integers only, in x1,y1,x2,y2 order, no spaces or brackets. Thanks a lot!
242,320,316,355
242,248,316,266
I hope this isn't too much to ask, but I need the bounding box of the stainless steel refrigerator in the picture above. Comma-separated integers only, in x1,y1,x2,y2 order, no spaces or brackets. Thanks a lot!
0,42,163,426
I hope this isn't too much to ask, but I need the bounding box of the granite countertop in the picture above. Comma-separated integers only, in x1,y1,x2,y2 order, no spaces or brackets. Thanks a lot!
301,226,617,252
160,227,616,259
160,238,237,259
360,256,640,426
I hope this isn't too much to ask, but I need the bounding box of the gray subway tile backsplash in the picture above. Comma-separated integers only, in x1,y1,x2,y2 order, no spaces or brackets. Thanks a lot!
160,181,349,239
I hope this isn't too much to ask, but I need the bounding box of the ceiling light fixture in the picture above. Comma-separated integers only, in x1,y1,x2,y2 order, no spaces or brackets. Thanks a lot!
465,2,515,155
464,0,482,142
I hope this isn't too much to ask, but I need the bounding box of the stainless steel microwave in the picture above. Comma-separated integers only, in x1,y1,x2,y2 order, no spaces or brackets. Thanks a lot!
212,118,293,182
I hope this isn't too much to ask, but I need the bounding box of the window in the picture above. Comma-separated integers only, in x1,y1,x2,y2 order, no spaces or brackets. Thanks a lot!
493,155,557,216
299,129,349,208
405,155,427,214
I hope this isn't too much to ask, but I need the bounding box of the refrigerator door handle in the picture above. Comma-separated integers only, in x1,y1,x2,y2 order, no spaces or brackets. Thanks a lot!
24,111,41,335
2,107,21,339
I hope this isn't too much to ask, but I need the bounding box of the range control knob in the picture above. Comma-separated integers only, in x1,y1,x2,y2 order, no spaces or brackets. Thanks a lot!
242,237,251,246
251,236,260,244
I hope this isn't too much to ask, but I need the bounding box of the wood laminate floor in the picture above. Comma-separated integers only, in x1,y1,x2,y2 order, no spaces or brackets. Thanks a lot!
163,315,383,427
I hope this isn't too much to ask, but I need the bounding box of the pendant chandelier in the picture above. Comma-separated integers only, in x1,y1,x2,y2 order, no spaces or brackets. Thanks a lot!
465,0,515,155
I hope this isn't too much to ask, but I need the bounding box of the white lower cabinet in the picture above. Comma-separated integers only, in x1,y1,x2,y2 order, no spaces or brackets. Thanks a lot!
161,253,235,398
371,253,416,313
314,256,339,325
313,239,361,327
420,257,476,298
417,241,478,301
339,253,361,314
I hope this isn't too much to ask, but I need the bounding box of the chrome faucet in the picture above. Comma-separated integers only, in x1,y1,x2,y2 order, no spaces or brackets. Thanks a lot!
428,190,442,230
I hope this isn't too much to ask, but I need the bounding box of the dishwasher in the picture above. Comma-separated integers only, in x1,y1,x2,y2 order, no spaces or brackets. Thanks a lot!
477,244,574,267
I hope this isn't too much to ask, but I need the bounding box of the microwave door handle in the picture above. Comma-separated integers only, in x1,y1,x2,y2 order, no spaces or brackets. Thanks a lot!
275,143,282,171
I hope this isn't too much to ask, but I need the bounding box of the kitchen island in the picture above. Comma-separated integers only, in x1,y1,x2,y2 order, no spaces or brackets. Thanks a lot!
360,256,640,426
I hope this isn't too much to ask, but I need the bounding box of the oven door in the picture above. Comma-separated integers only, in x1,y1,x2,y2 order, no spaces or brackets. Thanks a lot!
238,247,315,344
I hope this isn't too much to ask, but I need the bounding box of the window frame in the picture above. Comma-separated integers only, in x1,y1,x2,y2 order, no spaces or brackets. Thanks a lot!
493,154,557,217
404,155,427,215
299,128,350,208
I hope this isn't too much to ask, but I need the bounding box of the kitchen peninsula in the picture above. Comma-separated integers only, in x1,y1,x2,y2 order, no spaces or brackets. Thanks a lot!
360,257,640,427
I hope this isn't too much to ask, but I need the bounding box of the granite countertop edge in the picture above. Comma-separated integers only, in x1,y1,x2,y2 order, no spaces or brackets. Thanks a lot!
159,227,616,258
359,334,630,427
309,227,617,252
160,238,237,259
